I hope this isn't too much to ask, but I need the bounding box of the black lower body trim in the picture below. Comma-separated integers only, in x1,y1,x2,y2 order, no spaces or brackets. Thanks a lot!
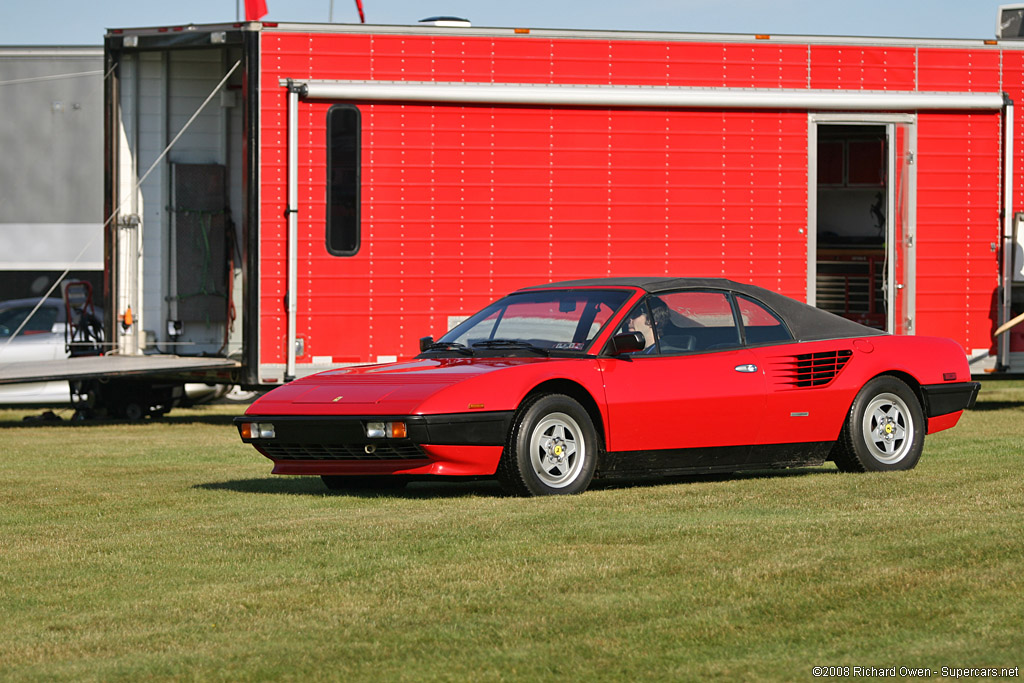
598,441,833,476
921,382,980,417
235,411,514,448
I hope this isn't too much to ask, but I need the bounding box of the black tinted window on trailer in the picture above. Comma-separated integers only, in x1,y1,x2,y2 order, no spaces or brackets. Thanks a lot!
327,105,360,256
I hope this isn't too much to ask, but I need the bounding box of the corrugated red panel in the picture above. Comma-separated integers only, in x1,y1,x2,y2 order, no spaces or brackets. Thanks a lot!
917,48,1001,93
550,39,615,84
259,46,810,364
1002,49,1024,212
808,45,917,90
256,30,1013,367
915,112,1002,350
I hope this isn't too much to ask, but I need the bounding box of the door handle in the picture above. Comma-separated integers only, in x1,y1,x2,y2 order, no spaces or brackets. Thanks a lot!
734,364,758,373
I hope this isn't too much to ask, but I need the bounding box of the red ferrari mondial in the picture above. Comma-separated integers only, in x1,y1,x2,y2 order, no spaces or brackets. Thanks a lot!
236,278,979,496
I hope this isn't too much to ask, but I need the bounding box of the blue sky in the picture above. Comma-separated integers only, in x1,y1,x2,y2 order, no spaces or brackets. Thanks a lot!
0,1,1012,45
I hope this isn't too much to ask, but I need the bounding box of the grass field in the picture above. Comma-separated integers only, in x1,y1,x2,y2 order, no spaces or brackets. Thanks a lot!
1,384,1023,681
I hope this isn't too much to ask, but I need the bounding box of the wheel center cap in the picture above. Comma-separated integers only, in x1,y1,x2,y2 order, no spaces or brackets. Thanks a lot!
546,438,566,463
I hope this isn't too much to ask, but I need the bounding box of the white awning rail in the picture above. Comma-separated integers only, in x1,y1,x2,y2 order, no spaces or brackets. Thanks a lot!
285,79,1009,111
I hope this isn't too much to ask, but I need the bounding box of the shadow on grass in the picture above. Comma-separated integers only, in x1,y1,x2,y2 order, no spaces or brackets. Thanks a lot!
967,401,1024,412
195,477,507,498
0,412,240,430
196,466,837,499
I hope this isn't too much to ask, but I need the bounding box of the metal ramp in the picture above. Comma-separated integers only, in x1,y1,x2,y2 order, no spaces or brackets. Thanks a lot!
0,354,239,386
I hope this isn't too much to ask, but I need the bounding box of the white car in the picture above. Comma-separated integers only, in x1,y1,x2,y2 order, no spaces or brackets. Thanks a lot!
0,298,255,409
0,298,85,405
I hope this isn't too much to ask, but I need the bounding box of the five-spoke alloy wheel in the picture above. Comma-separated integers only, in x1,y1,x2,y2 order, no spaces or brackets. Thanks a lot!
500,393,598,496
833,376,925,472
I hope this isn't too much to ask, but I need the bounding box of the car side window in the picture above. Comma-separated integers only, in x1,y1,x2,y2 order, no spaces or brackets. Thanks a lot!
650,291,740,352
736,295,793,345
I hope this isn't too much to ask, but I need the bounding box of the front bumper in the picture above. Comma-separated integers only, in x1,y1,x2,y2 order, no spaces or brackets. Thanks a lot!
234,412,513,476
920,381,980,418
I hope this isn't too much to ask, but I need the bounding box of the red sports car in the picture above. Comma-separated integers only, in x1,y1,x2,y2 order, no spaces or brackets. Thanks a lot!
236,278,979,496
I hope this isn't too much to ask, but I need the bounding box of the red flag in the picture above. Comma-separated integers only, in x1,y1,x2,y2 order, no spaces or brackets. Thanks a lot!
245,0,268,21
354,0,365,23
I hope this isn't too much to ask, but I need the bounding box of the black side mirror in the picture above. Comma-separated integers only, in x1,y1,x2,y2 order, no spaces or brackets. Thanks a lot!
609,331,645,355
419,336,434,353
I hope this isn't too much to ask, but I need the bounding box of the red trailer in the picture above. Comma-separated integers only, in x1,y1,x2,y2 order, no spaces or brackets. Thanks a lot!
74,18,1024,407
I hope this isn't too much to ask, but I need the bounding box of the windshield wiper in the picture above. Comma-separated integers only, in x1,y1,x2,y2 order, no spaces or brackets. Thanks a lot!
423,341,474,356
471,339,550,356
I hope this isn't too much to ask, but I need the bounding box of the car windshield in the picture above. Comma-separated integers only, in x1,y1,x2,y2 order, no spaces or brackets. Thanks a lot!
436,289,632,355
0,304,58,338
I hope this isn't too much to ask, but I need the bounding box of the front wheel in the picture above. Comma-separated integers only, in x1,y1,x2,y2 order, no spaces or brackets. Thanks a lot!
499,394,598,496
832,376,925,472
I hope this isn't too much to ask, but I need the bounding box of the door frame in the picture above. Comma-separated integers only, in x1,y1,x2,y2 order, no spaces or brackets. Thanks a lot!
807,113,918,335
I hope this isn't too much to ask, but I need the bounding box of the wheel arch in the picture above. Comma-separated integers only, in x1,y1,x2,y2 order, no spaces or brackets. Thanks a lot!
519,379,606,450
847,370,928,435
869,369,925,411
831,370,926,443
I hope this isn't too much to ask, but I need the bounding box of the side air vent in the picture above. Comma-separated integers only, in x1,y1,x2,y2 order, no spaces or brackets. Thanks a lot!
771,350,853,388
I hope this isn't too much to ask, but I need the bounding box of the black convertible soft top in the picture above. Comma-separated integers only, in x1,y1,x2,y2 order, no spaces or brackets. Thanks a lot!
521,277,886,343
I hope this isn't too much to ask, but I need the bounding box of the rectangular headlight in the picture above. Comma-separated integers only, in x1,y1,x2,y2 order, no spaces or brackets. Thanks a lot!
366,421,386,438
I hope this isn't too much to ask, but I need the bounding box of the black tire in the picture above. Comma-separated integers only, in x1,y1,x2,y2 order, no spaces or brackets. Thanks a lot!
498,394,598,496
321,475,408,491
832,376,925,473
122,402,146,421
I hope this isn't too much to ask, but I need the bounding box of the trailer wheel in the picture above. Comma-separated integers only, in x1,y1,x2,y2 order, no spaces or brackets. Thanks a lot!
122,402,145,421
833,376,924,472
499,394,597,496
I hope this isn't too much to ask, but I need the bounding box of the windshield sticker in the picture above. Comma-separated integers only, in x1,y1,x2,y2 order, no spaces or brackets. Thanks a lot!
553,342,585,350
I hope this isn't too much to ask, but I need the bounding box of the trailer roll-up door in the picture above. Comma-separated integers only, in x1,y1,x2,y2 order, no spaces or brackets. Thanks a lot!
281,79,1014,374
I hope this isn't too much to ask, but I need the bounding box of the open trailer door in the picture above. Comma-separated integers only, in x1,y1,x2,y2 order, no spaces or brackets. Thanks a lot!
809,114,917,336
105,31,250,366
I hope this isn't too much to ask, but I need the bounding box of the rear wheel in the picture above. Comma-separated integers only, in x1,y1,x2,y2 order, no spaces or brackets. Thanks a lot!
833,376,924,472
499,394,598,496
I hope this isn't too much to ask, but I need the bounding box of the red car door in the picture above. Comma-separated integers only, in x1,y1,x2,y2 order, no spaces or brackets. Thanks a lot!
598,290,767,469
735,293,856,452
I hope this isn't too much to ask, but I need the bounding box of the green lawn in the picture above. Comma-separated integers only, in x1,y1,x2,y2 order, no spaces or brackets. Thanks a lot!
1,385,1022,681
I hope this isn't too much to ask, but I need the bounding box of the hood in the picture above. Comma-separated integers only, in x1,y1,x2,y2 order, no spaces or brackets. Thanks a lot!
249,357,544,415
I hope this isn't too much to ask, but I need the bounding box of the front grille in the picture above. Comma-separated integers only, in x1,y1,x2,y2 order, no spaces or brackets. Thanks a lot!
259,442,429,461
771,350,853,388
